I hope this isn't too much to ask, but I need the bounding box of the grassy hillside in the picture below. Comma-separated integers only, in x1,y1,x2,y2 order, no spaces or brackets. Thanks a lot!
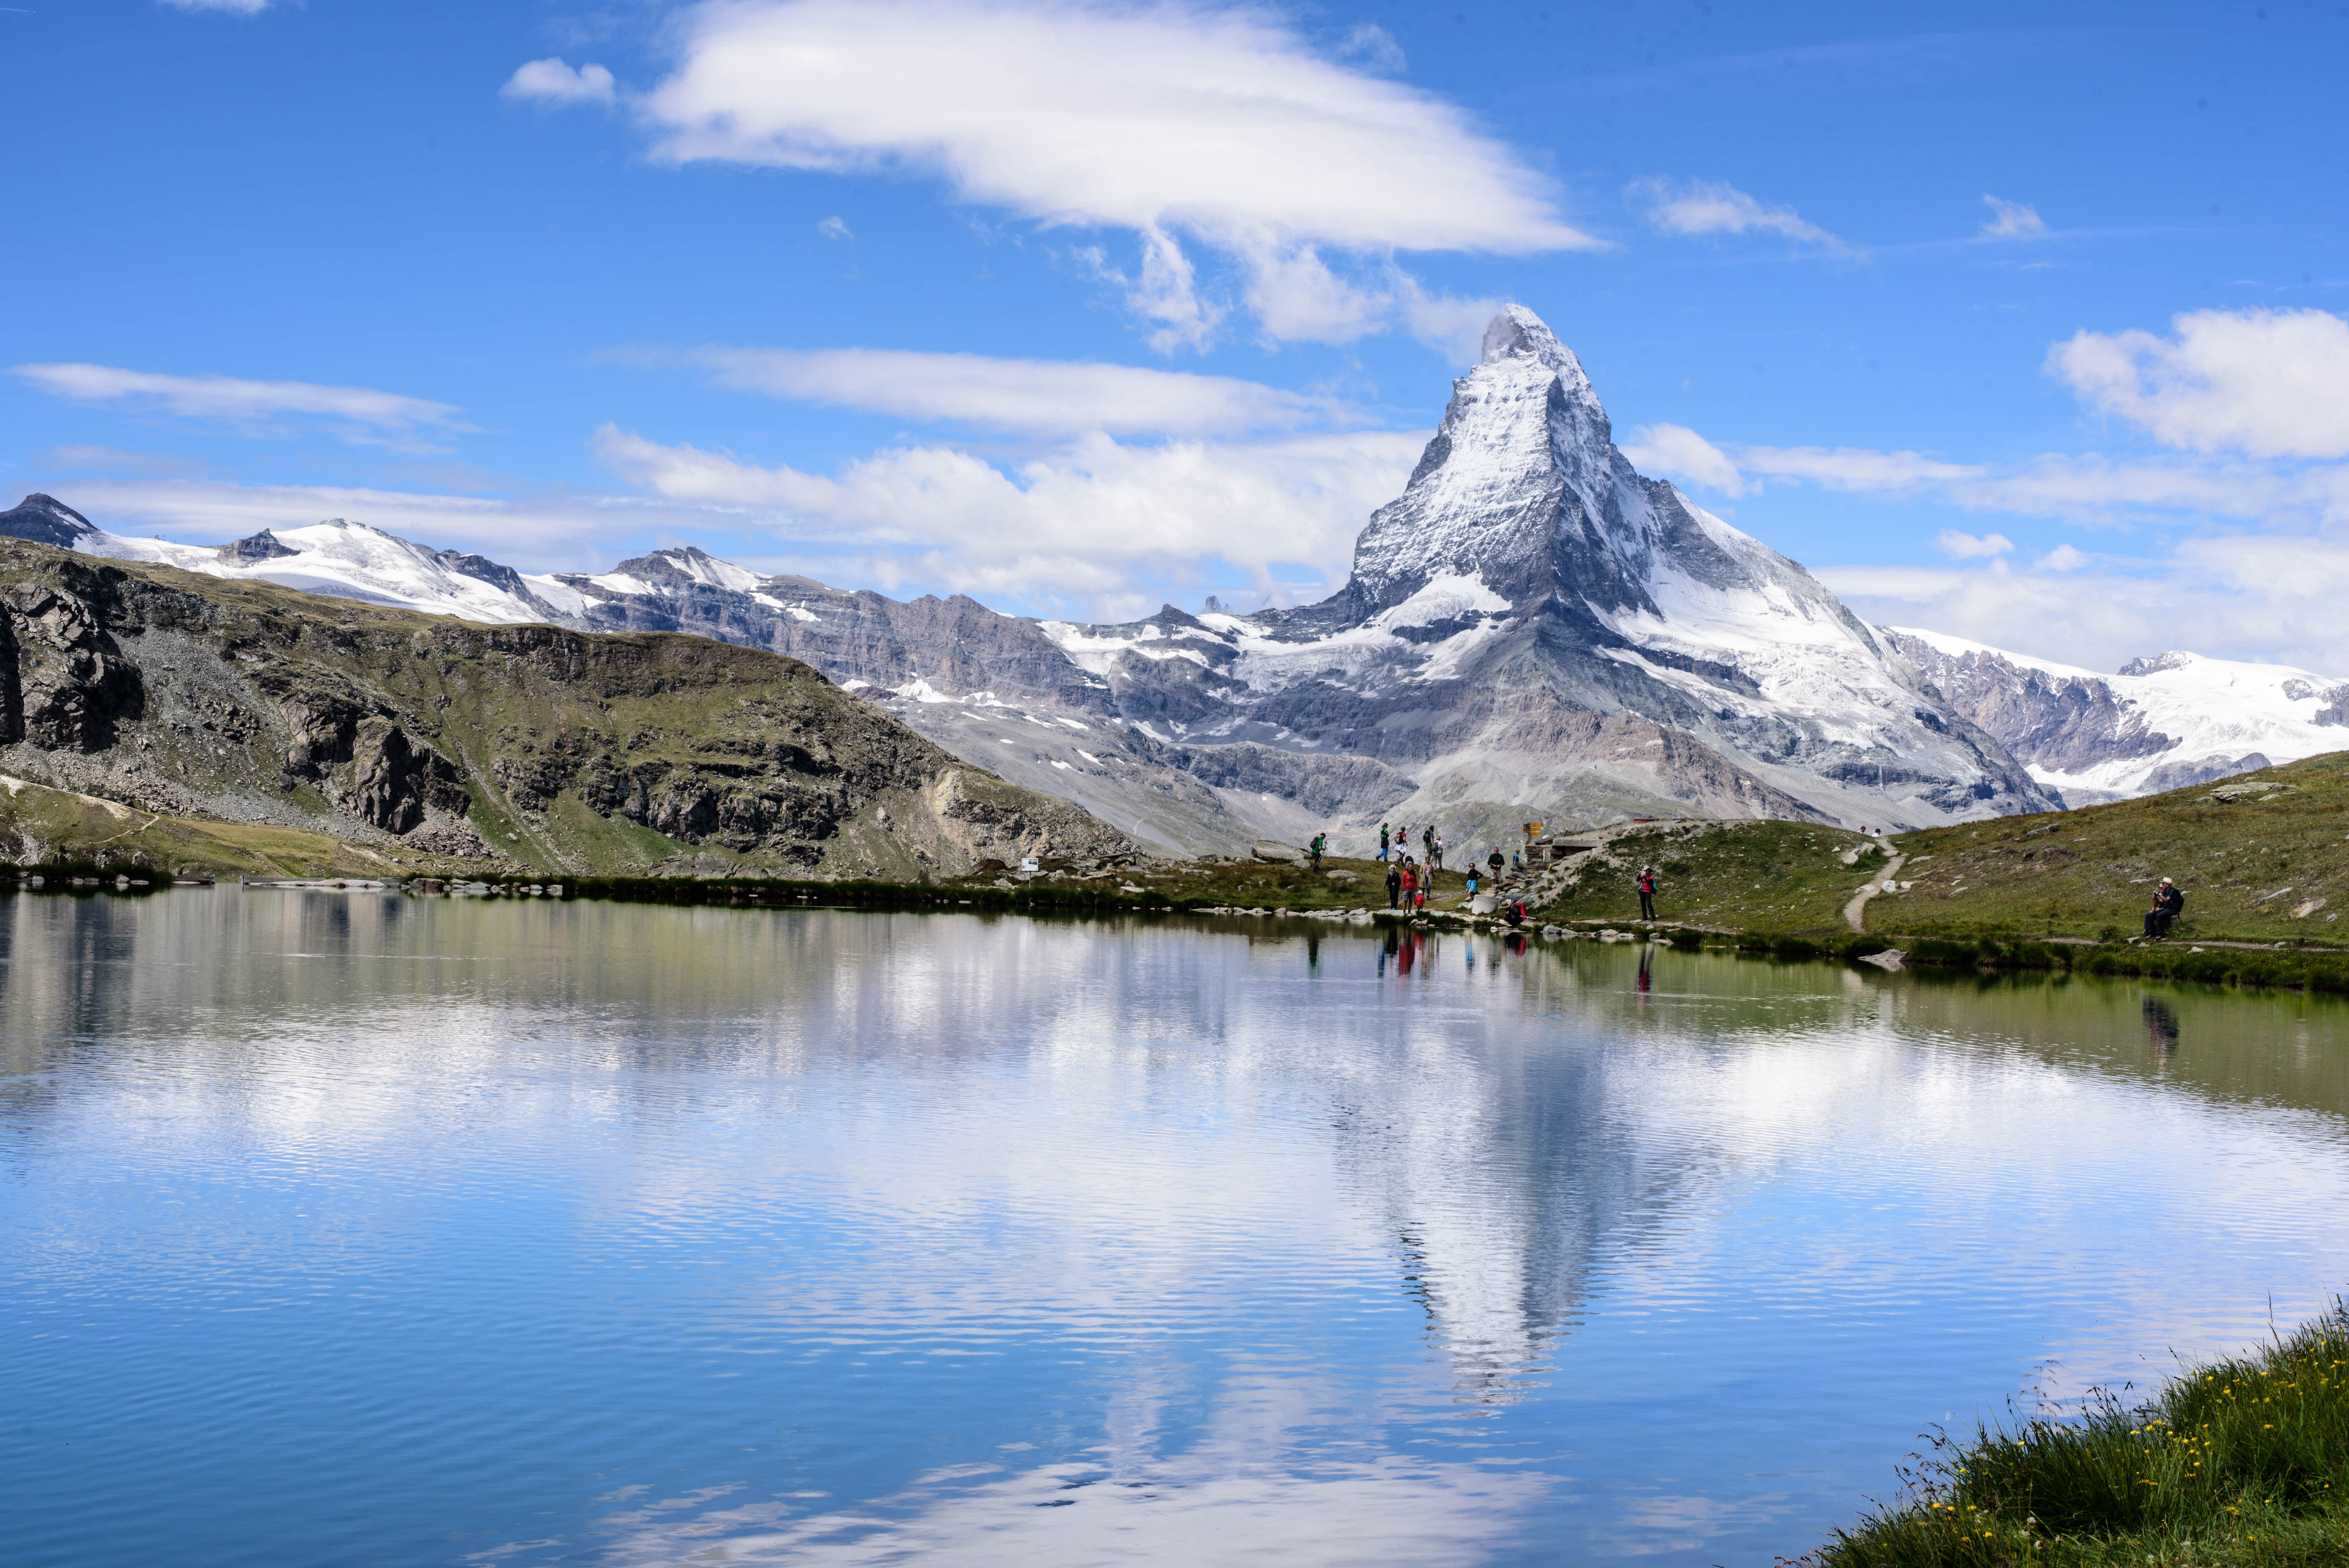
1812,1304,2349,1566
1526,752,2349,948
1877,750,2348,945
1536,819,1882,932
0,774,485,878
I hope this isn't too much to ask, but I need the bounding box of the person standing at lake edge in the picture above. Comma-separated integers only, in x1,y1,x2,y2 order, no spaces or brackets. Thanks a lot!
1638,866,1659,922
1386,859,1402,909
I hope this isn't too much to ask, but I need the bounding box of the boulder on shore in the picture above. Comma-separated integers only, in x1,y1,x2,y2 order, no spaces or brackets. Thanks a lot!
1251,839,1308,864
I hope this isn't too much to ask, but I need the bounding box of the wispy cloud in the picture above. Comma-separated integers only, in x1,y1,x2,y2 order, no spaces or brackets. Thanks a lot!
502,57,618,107
1936,528,2013,558
816,215,852,241
628,345,1353,438
11,363,469,449
613,0,1595,348
593,424,1426,603
1978,195,2048,239
1620,423,1746,496
156,0,273,13
1629,177,1853,255
2049,306,2349,460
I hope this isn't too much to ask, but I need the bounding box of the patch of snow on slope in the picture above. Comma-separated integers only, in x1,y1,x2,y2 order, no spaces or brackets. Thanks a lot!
751,592,819,621
1370,572,1510,631
87,519,549,624
656,549,762,592
523,574,590,617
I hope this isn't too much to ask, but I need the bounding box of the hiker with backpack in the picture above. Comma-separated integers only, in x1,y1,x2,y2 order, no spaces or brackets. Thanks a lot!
1378,823,1391,862
1309,832,1326,872
1637,866,1659,922
2143,878,2185,939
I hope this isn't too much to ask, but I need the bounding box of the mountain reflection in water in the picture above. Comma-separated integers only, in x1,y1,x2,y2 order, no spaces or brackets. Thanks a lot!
3,893,2348,1568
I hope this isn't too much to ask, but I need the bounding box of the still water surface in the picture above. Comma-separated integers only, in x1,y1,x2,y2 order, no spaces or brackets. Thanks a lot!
4,892,2348,1566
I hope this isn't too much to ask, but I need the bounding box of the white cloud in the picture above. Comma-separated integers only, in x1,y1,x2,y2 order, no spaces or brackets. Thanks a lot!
1620,423,1746,497
157,0,272,12
1935,529,2012,558
1978,195,2048,239
1824,542,2349,676
1736,444,1981,493
645,345,1347,437
593,424,1426,602
1629,177,1850,254
53,478,690,573
1397,281,1506,365
11,363,467,448
626,0,1593,345
1334,21,1407,74
502,57,617,107
816,215,853,241
2048,307,2349,460
2036,543,2089,570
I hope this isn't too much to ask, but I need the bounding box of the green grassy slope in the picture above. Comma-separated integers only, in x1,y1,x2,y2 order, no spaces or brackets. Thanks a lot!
1537,819,1882,933
0,775,488,877
1811,1305,2349,1566
1878,750,2349,945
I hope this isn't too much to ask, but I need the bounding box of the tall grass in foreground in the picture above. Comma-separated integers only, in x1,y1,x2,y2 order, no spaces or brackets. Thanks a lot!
1807,1305,2349,1566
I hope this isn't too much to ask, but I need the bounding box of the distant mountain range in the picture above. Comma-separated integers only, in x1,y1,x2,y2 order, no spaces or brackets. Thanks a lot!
1884,628,2349,805
12,305,2340,851
0,529,1130,878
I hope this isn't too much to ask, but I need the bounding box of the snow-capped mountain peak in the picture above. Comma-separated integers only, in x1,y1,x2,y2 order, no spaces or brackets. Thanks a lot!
1886,626,2347,802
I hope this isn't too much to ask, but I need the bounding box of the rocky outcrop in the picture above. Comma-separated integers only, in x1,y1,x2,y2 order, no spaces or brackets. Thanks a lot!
0,540,1132,877
0,580,145,752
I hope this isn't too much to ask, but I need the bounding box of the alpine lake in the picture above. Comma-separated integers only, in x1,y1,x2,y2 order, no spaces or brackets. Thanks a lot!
5,886,2348,1567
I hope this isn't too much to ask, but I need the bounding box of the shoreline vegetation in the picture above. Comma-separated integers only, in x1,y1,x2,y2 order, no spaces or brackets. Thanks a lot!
14,854,2349,999
1799,1303,2349,1566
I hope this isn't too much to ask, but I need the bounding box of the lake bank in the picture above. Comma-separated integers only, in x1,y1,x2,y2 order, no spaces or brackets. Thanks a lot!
1810,1304,2349,1566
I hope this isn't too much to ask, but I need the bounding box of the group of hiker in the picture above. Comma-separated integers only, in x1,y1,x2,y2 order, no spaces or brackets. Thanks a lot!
1368,821,1549,927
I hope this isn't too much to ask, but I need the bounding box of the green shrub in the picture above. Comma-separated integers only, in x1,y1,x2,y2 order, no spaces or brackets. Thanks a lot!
1811,1305,2349,1565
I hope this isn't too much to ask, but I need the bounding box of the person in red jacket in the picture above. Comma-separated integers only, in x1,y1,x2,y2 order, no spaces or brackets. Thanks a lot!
1637,866,1659,922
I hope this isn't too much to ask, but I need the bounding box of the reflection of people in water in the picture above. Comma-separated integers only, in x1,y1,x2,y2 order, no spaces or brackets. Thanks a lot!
2142,994,2181,1056
1397,934,1417,975
1636,944,1652,1001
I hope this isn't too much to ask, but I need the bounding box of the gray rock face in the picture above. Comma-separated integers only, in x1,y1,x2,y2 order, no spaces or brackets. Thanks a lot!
219,530,299,565
558,552,1112,714
1882,630,2176,776
0,494,104,552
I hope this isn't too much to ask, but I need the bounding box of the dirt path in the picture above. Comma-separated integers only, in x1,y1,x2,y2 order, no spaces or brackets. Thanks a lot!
1843,854,1906,933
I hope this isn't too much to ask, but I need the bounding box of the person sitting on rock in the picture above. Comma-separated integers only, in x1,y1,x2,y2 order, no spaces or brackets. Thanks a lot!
2143,878,2185,939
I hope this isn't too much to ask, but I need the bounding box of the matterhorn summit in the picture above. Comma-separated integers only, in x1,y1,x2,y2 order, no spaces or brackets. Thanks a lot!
1041,304,2055,837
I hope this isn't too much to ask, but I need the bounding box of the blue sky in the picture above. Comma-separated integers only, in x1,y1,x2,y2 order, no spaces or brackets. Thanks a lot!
4,0,2346,672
